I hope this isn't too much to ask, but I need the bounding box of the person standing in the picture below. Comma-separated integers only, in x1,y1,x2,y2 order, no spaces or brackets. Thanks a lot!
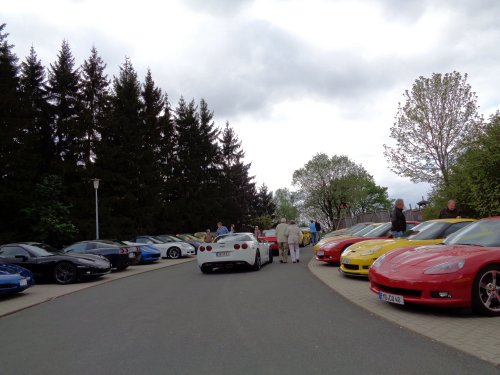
229,224,236,233
309,220,318,245
254,225,262,237
285,220,303,263
439,200,461,219
315,221,322,240
203,229,214,243
275,218,289,263
216,222,229,237
391,199,406,238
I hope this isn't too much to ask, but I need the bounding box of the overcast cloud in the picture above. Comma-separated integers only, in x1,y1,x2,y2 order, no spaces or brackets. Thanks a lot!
3,0,500,208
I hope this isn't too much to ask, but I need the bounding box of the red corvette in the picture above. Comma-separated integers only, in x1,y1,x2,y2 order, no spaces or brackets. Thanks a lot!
259,229,279,254
315,221,420,264
369,217,500,316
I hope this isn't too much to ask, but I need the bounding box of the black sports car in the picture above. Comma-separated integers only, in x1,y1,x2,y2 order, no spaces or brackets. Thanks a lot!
0,242,111,284
63,240,141,270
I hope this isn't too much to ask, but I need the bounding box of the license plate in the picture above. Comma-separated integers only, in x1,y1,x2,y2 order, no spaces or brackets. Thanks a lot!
341,257,350,264
317,251,324,256
216,251,230,257
378,292,404,305
19,278,28,286
128,252,136,258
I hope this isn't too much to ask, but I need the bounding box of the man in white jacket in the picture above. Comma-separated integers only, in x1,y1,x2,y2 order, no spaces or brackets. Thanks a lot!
275,218,289,263
285,220,302,263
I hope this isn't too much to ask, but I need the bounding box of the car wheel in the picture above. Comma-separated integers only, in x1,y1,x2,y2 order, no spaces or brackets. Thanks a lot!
252,252,262,271
200,265,213,274
168,247,181,259
472,265,500,316
54,262,78,284
268,248,273,264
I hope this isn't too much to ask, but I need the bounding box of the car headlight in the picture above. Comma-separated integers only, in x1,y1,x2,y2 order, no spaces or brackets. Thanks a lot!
423,259,465,275
78,258,94,265
371,253,388,269
360,246,383,256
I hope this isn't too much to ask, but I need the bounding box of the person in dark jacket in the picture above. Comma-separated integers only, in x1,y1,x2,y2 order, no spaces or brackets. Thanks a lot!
391,199,406,238
439,200,461,219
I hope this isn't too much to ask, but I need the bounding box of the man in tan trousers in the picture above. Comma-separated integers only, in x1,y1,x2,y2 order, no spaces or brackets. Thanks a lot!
275,218,289,263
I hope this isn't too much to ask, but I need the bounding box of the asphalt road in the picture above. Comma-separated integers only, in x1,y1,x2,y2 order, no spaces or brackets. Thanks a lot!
1,248,499,375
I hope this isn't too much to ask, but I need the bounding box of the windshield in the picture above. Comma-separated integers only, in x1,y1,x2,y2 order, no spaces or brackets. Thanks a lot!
96,240,122,246
215,234,253,243
24,245,53,257
408,221,449,240
262,230,276,236
345,223,371,234
164,235,182,242
444,220,500,247
362,223,391,237
353,224,381,236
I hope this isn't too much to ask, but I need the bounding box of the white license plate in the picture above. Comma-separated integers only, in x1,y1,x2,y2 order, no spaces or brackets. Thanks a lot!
317,251,324,256
128,252,136,258
19,278,28,286
378,292,404,305
341,257,350,264
216,251,231,257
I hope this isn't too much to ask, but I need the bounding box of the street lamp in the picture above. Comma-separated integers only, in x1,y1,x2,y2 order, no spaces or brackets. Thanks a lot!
92,178,100,240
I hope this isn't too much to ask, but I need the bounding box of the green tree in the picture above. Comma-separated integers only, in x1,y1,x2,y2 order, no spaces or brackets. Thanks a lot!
273,188,300,223
0,23,21,242
23,175,78,247
293,153,388,229
427,114,500,218
384,71,482,186
252,183,275,218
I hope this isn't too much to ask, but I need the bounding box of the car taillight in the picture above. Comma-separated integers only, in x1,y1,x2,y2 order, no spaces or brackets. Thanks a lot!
242,243,248,249
206,246,212,251
199,246,205,252
119,248,128,254
234,244,241,250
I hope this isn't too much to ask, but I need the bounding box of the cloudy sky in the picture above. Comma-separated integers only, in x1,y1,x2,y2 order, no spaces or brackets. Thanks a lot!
3,0,500,207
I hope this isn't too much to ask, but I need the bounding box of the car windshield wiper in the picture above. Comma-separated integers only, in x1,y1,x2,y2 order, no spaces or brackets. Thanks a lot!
454,243,484,247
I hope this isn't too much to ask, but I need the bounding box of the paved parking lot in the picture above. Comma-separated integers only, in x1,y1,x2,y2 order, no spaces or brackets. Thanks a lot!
308,257,500,367
0,257,196,317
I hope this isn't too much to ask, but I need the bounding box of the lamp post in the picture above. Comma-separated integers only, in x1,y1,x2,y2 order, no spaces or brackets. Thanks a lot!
92,179,100,240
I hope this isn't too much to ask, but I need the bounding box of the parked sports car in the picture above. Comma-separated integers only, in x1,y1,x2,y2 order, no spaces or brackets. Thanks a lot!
259,229,279,255
0,263,34,295
316,221,420,264
118,241,161,264
369,217,500,316
339,218,476,276
0,242,111,284
63,240,140,271
197,233,272,273
299,228,312,247
132,236,196,259
314,222,375,251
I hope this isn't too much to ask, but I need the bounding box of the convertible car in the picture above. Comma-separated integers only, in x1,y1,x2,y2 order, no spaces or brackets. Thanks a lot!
197,233,272,273
0,242,111,284
316,221,420,264
369,217,500,316
0,263,34,295
339,218,476,276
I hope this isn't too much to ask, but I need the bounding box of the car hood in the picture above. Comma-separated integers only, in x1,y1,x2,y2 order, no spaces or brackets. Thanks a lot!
388,245,486,267
64,253,109,262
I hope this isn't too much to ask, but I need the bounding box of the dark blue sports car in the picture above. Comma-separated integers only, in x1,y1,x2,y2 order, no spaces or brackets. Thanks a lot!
0,263,35,295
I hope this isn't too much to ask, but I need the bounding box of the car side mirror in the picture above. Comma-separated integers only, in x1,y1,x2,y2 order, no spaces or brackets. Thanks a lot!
15,255,28,262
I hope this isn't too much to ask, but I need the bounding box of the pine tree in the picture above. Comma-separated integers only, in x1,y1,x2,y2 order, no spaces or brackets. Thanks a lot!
0,23,21,241
96,58,143,238
219,121,256,229
46,40,82,167
79,46,110,167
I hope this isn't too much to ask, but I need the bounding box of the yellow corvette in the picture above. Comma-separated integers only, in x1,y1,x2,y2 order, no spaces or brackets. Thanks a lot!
313,222,378,251
299,228,312,247
339,218,476,276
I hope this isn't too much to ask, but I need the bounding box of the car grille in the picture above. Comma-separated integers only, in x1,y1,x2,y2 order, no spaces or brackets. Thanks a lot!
373,282,422,297
343,264,359,270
